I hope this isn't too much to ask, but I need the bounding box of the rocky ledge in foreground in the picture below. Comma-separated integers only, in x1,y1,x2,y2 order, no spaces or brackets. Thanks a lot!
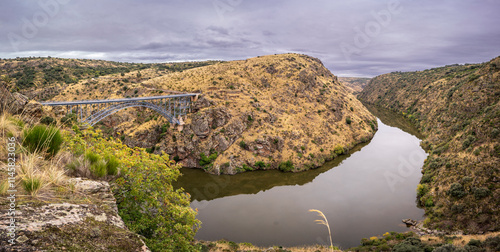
0,178,149,251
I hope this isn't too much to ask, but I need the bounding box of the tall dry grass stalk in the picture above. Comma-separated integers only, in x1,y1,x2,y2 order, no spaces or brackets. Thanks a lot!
0,112,19,137
309,209,334,252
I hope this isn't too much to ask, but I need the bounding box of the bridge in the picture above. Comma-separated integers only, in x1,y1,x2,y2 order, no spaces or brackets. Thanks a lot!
40,93,200,128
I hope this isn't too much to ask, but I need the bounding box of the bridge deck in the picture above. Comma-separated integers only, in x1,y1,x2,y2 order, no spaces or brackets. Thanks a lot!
40,93,200,106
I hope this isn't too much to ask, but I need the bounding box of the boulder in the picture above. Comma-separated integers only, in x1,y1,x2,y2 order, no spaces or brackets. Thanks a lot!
24,101,43,119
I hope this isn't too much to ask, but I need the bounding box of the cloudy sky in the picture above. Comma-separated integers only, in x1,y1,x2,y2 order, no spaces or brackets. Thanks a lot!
1,0,499,77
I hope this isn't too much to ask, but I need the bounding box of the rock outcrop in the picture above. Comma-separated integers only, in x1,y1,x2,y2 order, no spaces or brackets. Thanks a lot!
0,178,149,251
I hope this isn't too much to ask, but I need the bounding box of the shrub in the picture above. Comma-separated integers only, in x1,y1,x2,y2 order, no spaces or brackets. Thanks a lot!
254,161,266,169
199,152,217,167
491,128,499,138
91,159,107,177
472,187,490,199
84,151,101,164
239,140,248,149
434,244,462,252
278,160,294,172
424,197,434,207
462,135,476,149
104,154,120,175
334,145,344,155
448,183,467,199
60,113,77,126
346,117,352,124
22,124,62,158
40,116,55,125
482,236,500,251
420,173,433,184
451,204,464,213
416,184,428,197
22,175,43,196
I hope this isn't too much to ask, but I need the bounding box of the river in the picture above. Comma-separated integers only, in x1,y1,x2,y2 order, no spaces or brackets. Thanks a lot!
173,106,427,249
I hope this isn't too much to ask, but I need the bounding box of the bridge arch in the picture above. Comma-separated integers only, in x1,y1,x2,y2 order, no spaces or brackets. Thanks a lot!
85,101,180,126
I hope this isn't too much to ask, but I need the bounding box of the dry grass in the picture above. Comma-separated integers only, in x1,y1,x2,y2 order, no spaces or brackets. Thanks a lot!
309,209,334,252
15,150,69,196
421,232,500,247
197,240,340,252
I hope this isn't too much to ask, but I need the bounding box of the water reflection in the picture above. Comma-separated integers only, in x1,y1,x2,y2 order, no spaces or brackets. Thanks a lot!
173,142,369,202
363,103,423,139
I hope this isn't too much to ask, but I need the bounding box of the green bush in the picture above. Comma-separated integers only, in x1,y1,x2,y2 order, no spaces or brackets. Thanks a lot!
239,140,248,149
420,173,433,184
85,151,101,164
346,117,352,124
416,184,428,197
91,159,107,177
22,175,43,196
22,124,62,158
61,113,77,126
462,135,476,149
472,187,490,199
448,183,467,199
104,154,120,175
278,160,294,172
254,161,266,169
199,152,217,167
40,116,56,125
334,145,344,155
424,197,434,207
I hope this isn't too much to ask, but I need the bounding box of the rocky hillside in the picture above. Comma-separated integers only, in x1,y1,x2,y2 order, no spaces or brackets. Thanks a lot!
358,56,500,234
45,53,377,174
338,77,371,95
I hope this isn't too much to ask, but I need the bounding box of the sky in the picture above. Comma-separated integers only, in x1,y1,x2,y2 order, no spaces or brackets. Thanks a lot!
1,0,499,77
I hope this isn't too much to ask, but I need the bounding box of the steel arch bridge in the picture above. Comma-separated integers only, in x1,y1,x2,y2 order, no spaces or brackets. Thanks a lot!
40,94,200,127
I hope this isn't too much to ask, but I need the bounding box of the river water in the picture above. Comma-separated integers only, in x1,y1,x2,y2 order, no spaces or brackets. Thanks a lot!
173,106,427,249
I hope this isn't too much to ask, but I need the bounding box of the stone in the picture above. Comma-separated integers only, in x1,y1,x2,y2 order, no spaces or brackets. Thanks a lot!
16,235,29,243
24,101,43,119
402,218,417,226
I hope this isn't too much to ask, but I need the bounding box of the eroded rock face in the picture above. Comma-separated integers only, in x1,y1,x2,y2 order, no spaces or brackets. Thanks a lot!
24,101,43,119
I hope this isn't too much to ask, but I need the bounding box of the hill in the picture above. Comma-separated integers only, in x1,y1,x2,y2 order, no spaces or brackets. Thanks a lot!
338,77,371,95
358,57,500,233
0,57,218,101
43,53,377,174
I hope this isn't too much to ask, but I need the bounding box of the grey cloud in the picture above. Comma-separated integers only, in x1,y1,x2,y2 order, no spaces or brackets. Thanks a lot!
0,0,499,77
